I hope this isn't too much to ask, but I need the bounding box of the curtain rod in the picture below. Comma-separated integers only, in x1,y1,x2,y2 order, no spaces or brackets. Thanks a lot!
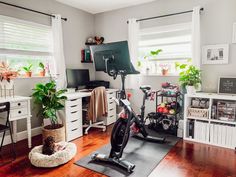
0,1,67,21
127,7,204,23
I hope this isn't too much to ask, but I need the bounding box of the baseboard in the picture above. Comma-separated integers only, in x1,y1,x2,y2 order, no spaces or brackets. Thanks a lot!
0,127,42,146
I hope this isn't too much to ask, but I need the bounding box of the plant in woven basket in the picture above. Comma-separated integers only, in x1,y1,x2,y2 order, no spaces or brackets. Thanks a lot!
32,80,67,129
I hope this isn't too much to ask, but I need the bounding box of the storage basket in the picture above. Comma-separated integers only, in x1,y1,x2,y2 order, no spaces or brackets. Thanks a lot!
187,107,209,119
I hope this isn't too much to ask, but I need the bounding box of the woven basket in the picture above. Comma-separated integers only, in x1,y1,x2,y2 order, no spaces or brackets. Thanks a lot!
187,107,209,119
42,125,65,143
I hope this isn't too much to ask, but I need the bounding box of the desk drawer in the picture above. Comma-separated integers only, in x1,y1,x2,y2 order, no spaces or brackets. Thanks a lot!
108,92,116,100
67,118,81,130
10,107,28,117
108,101,116,110
66,99,81,107
66,111,80,122
67,126,82,141
106,109,117,125
11,101,27,109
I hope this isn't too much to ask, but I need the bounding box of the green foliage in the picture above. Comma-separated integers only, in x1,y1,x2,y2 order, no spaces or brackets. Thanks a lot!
22,64,33,72
39,62,45,70
32,80,67,128
138,49,163,68
150,49,163,56
176,63,201,88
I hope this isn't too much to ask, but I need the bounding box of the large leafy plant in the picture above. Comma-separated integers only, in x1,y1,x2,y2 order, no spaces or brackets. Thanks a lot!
32,80,67,129
176,63,201,88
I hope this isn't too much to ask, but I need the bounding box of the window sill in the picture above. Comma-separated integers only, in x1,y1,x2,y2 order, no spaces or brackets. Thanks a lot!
12,76,52,80
140,73,179,77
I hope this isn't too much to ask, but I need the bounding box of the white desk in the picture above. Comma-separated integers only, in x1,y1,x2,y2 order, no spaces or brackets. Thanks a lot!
61,89,117,141
0,96,32,148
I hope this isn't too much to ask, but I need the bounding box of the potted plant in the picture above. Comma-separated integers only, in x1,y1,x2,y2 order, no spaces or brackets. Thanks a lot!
160,63,169,76
38,62,45,77
32,80,67,142
23,64,33,77
0,61,18,89
176,63,201,94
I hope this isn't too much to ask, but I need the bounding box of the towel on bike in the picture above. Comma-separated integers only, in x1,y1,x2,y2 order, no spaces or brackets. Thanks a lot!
88,86,108,122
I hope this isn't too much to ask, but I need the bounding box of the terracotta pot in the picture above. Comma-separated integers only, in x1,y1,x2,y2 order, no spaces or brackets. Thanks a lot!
42,124,65,143
161,69,168,76
25,71,32,77
39,70,45,77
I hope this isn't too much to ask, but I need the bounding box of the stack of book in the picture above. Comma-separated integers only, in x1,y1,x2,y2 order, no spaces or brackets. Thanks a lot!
210,123,236,148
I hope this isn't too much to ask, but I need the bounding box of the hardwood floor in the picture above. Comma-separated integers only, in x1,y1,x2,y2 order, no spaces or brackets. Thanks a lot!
0,126,236,177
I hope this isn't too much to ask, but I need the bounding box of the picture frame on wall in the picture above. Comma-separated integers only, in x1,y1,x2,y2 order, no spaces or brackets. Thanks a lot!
233,23,236,43
202,44,229,65
218,76,236,95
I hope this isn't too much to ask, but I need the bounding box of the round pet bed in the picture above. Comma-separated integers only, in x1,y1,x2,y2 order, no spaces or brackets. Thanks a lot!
29,142,77,168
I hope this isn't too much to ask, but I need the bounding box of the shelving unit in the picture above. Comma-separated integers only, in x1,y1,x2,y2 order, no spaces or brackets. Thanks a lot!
184,92,236,150
155,91,183,135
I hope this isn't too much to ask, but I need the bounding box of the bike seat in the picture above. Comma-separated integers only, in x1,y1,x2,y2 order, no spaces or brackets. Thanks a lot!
140,85,151,91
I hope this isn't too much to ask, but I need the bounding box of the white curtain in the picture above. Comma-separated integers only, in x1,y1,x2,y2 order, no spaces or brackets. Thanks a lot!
128,18,140,64
191,6,201,69
127,19,140,89
51,14,67,89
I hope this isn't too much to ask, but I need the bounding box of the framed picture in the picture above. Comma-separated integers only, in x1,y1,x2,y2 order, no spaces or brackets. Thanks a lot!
202,44,229,64
218,76,236,95
233,23,236,43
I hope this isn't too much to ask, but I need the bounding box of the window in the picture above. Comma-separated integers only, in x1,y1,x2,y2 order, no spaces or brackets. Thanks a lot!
138,23,192,75
0,15,53,76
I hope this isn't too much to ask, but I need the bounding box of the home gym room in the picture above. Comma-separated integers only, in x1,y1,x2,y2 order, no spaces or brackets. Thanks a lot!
0,0,235,176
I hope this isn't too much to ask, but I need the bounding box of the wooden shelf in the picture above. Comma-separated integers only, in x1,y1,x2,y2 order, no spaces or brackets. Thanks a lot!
209,119,236,125
81,60,93,63
186,117,209,121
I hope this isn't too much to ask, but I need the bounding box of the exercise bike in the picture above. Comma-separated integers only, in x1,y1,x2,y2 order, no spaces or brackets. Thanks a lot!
91,62,165,173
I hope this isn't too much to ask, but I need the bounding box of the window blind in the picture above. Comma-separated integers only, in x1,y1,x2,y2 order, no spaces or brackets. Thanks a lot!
138,23,192,60
0,15,53,56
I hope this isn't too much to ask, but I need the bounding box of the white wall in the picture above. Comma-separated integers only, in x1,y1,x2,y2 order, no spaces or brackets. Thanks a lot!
94,0,236,113
0,0,95,131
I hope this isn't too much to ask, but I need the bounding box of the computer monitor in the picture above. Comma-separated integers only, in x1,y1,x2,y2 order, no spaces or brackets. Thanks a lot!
90,41,139,75
66,69,90,89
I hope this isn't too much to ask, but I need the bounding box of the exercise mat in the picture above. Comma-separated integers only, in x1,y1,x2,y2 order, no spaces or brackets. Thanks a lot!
75,131,179,177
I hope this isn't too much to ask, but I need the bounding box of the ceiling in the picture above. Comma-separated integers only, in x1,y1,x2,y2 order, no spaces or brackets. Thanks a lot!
55,0,156,14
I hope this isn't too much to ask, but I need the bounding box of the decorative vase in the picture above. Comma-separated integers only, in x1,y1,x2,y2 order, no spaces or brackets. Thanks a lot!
42,124,65,143
0,80,14,90
25,71,32,77
39,70,45,77
186,85,196,95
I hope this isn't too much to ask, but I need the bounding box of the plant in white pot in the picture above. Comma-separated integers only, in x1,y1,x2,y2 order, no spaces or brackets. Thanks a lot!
32,80,67,143
176,63,201,94
0,61,18,90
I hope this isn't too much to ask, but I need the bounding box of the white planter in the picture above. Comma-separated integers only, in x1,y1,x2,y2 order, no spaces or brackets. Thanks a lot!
186,85,196,95
0,80,14,90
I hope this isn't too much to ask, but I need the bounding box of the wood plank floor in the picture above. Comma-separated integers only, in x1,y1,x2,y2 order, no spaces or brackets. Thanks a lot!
0,126,236,177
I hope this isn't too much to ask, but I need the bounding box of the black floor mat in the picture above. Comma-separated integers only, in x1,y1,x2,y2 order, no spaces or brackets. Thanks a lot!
75,130,179,177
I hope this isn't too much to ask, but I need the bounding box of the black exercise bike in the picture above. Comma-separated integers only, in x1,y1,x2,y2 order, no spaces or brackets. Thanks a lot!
91,69,166,172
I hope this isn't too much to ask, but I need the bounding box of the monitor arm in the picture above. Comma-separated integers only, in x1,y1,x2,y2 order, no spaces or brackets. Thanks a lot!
103,55,118,79
103,56,126,99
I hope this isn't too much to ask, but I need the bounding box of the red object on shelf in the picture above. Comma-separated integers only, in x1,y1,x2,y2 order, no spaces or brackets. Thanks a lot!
81,49,85,62
127,92,132,100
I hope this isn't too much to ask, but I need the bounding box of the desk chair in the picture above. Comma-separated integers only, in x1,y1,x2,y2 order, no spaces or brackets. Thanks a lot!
83,87,107,134
0,102,16,164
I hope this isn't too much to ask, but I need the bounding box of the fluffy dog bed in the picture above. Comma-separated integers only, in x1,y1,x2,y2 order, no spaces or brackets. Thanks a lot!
29,142,77,168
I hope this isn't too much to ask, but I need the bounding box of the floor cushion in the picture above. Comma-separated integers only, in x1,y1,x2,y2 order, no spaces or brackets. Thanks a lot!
29,142,77,168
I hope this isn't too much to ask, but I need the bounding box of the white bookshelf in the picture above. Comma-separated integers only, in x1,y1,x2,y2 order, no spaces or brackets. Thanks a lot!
184,92,236,150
